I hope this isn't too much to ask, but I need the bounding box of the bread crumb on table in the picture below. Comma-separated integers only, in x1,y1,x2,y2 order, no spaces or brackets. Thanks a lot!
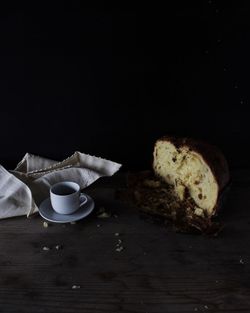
43,221,49,228
115,234,124,252
96,206,111,218
115,246,124,252
97,212,111,218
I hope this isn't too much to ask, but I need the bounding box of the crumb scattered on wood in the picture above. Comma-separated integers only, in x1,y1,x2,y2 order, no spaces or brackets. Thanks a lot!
97,207,111,218
97,224,101,228
240,258,244,264
114,232,120,236
43,221,49,228
72,285,81,289
115,246,124,252
42,246,50,251
97,212,111,218
115,235,124,252
55,245,62,250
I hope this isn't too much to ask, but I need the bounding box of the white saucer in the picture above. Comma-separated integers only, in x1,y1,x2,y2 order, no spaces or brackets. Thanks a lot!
38,193,95,223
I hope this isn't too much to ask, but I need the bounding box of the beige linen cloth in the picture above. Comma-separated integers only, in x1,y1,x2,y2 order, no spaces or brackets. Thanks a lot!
0,152,121,219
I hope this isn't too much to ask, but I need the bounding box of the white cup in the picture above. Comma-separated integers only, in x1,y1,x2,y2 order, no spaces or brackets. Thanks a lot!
50,181,87,214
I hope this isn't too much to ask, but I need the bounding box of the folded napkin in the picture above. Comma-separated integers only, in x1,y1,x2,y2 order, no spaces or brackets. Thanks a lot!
0,152,121,219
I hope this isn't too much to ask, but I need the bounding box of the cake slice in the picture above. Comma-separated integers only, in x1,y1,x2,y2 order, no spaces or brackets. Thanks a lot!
153,136,230,218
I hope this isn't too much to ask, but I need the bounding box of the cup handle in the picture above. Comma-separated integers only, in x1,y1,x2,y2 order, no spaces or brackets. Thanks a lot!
79,193,88,208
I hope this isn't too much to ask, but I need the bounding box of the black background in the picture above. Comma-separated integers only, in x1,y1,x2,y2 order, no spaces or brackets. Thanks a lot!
0,1,249,170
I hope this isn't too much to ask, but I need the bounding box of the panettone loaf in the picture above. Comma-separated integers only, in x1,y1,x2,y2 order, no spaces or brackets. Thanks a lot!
153,136,230,218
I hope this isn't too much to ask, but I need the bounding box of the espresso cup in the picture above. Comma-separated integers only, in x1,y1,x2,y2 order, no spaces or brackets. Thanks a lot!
50,181,87,214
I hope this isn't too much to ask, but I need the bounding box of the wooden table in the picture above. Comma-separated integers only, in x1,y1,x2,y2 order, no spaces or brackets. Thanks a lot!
0,170,250,313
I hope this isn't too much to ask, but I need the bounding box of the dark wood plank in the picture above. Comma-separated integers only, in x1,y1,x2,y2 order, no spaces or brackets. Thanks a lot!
0,170,250,313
